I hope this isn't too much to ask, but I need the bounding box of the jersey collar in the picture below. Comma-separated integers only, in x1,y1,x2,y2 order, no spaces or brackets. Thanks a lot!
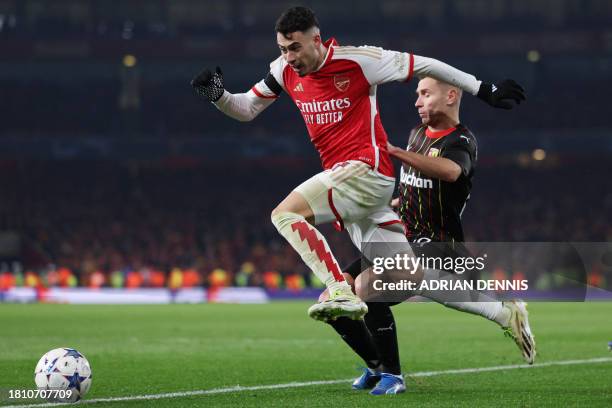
425,126,457,139
313,38,337,72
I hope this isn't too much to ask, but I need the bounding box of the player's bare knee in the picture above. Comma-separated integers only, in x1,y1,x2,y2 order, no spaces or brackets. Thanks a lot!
274,192,315,221
271,198,300,221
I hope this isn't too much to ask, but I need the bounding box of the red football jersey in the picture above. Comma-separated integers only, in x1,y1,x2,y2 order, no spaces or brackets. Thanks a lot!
252,38,415,178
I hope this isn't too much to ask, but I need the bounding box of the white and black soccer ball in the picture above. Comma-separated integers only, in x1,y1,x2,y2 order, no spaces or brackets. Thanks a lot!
34,347,92,402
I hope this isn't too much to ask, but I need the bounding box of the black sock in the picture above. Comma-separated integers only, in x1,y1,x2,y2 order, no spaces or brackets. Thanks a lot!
343,256,371,280
327,317,381,370
364,302,401,375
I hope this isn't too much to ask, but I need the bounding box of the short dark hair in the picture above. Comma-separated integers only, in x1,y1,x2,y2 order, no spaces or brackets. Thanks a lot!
275,6,319,36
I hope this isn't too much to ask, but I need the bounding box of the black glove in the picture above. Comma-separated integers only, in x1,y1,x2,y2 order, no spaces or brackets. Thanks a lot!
477,79,526,109
191,66,225,102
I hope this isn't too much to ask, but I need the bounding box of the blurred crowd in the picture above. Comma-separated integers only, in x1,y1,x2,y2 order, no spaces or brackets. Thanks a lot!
1,0,610,144
1,160,610,291
1,79,606,140
0,161,350,291
2,0,609,39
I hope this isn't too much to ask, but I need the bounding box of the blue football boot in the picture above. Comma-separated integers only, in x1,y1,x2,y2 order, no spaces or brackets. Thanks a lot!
351,367,381,390
370,373,406,395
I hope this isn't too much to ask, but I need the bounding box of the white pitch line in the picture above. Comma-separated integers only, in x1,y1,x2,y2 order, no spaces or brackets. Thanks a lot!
5,357,612,408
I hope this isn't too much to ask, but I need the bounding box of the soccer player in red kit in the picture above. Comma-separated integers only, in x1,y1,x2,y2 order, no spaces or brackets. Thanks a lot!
192,7,525,322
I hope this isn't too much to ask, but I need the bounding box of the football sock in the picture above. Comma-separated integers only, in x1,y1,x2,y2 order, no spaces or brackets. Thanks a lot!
327,317,381,370
444,301,507,324
271,211,350,293
419,268,506,323
364,302,402,375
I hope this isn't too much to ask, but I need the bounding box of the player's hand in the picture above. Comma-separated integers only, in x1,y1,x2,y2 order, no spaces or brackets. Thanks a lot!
191,66,225,102
477,79,525,109
390,197,400,208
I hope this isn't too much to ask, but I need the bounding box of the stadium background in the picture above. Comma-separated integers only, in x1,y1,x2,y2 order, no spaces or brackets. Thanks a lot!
0,0,611,296
1,2,612,407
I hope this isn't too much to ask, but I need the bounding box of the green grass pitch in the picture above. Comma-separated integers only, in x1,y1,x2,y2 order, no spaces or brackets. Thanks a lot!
1,302,611,407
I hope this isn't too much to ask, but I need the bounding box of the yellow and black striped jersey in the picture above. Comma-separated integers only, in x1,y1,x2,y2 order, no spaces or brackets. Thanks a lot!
398,124,477,242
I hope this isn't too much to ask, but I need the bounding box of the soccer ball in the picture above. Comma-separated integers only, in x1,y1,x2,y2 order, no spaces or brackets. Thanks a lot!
34,347,92,402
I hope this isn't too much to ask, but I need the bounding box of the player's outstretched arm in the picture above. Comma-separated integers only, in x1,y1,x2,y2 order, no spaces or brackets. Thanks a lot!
387,141,461,182
412,56,526,109
191,66,276,122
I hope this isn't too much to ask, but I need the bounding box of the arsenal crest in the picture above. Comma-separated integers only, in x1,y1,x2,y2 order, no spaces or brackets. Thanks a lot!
333,75,350,92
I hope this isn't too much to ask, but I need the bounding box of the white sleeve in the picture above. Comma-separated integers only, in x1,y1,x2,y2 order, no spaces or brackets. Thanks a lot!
369,48,413,84
345,46,482,95
213,56,287,122
334,46,412,85
213,88,276,122
412,55,482,95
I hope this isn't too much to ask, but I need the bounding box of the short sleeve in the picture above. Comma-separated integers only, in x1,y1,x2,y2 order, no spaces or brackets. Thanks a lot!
332,46,414,86
443,134,477,177
371,49,414,85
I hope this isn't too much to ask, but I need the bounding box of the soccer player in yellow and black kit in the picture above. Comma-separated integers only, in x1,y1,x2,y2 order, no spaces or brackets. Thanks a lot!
321,77,535,395
393,117,475,243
